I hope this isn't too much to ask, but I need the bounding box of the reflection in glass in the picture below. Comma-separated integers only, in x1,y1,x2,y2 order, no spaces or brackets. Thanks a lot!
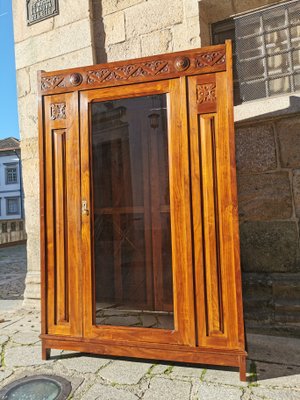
91,94,174,330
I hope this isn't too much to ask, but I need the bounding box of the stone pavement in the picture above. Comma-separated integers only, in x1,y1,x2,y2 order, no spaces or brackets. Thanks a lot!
0,245,300,399
0,305,300,399
0,244,26,301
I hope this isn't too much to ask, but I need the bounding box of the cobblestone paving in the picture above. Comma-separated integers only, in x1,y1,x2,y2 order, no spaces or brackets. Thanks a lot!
0,244,26,300
0,306,300,399
0,246,300,399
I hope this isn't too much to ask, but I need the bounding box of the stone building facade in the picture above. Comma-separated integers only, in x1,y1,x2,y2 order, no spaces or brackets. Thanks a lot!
12,0,300,336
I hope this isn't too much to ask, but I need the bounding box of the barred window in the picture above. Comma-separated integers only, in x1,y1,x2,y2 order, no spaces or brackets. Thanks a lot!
212,0,300,103
2,223,7,233
5,166,18,184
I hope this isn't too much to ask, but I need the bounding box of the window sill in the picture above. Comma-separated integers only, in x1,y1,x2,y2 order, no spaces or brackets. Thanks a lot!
234,93,300,124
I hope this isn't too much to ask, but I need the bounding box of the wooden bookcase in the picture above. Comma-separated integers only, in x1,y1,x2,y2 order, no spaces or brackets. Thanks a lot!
38,41,247,380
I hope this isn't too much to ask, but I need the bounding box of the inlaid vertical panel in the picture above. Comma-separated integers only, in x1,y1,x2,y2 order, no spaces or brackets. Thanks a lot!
189,74,227,347
52,129,68,324
189,68,244,350
198,114,223,336
43,92,82,337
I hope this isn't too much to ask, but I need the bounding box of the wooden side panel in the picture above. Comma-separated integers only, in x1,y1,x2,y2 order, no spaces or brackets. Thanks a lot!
188,67,245,350
43,92,82,337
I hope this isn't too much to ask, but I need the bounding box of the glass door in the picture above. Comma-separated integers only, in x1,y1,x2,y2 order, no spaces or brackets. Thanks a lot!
80,80,195,345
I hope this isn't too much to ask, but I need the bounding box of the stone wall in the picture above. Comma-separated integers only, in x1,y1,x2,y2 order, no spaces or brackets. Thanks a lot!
92,0,201,64
236,115,300,336
12,0,95,308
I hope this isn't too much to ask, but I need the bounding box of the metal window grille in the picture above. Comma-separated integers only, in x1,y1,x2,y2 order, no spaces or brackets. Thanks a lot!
6,167,17,184
212,0,300,103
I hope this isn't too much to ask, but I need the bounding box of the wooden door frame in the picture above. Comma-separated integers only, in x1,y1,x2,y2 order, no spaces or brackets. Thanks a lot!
80,79,195,346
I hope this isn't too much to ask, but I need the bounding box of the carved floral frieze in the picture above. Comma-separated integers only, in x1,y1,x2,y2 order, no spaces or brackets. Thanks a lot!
40,48,226,93
195,50,226,68
87,60,169,84
41,75,66,91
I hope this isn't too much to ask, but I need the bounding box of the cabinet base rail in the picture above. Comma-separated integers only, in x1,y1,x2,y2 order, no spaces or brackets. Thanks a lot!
40,335,247,381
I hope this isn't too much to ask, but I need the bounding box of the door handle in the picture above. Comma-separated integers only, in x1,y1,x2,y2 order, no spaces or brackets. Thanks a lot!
82,200,89,216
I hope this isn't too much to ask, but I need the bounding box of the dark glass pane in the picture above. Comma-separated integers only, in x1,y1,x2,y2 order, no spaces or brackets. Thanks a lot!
240,80,267,101
91,94,174,330
239,36,263,59
263,8,286,31
239,59,265,81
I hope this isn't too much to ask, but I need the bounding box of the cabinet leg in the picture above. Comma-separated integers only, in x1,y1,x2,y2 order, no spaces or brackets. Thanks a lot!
239,356,247,382
42,345,50,360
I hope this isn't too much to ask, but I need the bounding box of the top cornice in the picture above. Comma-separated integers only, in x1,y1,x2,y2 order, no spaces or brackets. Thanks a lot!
39,44,227,95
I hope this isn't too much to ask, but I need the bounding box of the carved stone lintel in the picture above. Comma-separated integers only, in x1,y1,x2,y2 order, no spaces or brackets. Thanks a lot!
196,83,216,105
50,102,66,120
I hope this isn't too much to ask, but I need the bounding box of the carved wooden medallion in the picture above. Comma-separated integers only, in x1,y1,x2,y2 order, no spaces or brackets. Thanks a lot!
196,83,216,104
50,102,66,120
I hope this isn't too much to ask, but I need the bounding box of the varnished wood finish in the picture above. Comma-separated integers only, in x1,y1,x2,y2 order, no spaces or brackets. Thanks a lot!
40,45,226,95
43,92,82,337
39,42,247,380
41,334,245,370
80,80,195,345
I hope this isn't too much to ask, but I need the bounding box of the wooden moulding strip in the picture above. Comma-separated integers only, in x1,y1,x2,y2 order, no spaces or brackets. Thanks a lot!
41,336,245,368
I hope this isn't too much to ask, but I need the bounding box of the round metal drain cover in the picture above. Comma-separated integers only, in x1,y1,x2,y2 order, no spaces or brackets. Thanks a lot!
0,375,71,400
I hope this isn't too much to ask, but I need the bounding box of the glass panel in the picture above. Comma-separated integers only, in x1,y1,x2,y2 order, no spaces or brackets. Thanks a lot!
292,49,300,71
269,76,290,95
236,15,262,37
240,80,266,101
263,8,286,31
294,73,300,91
239,59,264,81
289,2,300,26
239,35,263,59
267,53,290,75
91,94,174,330
265,29,288,55
291,26,300,49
